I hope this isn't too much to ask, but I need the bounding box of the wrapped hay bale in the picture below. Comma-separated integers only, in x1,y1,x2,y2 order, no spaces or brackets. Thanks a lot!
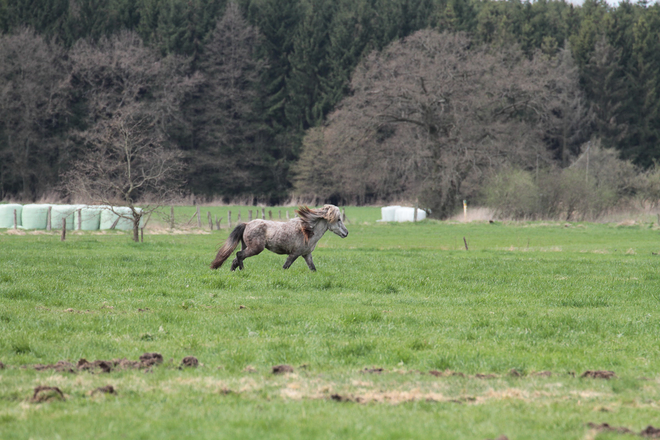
100,207,143,230
51,205,78,230
394,207,427,222
379,206,401,222
21,204,52,229
0,204,22,228
73,206,104,230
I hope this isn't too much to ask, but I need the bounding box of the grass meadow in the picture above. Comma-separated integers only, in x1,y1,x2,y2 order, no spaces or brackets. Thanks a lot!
1,207,660,439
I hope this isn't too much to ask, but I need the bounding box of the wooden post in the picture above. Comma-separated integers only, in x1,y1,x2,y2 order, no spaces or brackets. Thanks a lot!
46,206,52,231
342,208,346,222
61,218,66,241
414,203,418,222
286,211,290,220
269,210,272,220
262,208,265,219
228,211,232,228
140,227,144,242
237,211,241,223
279,210,282,220
77,209,82,230
196,205,201,228
248,210,252,221
215,216,221,230
110,217,120,230
463,237,468,251
207,211,213,230
170,206,175,229
13,209,17,229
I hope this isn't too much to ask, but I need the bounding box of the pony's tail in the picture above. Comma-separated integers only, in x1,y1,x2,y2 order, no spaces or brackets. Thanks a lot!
210,223,246,269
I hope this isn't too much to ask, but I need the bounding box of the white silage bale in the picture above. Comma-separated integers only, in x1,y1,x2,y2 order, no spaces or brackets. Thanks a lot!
74,205,104,230
51,205,78,230
380,206,401,222
100,207,143,230
394,207,427,222
0,204,22,228
21,204,51,229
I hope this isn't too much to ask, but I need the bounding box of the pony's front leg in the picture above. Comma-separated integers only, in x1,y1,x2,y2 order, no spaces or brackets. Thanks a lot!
283,254,299,269
303,254,316,272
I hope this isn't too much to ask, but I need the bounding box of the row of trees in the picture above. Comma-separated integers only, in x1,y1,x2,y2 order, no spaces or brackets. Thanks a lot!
1,0,659,218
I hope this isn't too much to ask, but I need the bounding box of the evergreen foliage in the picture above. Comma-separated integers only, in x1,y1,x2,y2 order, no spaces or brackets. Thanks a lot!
0,0,659,204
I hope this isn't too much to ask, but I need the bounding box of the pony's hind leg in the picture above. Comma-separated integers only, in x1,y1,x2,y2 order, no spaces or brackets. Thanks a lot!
230,240,247,271
231,240,265,271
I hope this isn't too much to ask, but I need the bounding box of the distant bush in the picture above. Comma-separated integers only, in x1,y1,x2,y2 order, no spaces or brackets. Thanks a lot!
484,143,654,220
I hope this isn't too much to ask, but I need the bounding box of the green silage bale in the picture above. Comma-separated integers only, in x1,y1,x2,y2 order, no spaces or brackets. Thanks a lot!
0,204,22,228
21,204,51,229
100,207,143,230
74,205,104,230
51,205,78,230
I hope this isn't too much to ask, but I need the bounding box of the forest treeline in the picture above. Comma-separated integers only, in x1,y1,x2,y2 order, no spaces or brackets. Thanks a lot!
1,0,659,218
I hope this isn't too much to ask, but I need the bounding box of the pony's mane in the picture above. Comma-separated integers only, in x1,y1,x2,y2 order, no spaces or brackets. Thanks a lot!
295,205,340,242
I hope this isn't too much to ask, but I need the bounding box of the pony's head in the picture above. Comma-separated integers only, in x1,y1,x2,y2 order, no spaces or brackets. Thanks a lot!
321,205,349,238
296,205,349,240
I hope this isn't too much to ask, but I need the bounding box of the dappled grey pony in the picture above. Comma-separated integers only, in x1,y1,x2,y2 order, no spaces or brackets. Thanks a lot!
210,205,349,271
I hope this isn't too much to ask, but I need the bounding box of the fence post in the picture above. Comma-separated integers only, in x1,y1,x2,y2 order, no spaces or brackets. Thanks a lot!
77,209,82,230
342,208,346,222
207,211,213,230
13,209,17,229
248,210,252,221
216,216,221,230
262,208,265,219
61,218,66,241
228,211,232,228
170,206,175,229
140,227,144,243
196,205,201,228
286,211,290,220
414,203,418,222
46,206,52,231
237,211,241,223
279,210,282,220
269,210,272,220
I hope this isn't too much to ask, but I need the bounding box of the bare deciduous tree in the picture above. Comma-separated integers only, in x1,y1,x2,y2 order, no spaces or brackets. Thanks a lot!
294,30,591,217
63,107,184,242
63,31,197,240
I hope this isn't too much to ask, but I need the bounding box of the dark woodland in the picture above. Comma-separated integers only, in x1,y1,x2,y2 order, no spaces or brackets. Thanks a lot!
1,0,659,218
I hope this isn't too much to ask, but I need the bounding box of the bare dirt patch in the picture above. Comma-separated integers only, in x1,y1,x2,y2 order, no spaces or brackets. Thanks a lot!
587,423,660,438
28,353,165,374
77,359,113,373
31,361,77,373
581,370,616,379
428,370,467,378
181,356,199,368
272,364,294,374
139,352,164,367
91,385,116,396
31,386,65,403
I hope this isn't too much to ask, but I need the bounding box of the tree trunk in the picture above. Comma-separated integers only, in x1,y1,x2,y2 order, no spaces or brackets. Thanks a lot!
133,216,140,242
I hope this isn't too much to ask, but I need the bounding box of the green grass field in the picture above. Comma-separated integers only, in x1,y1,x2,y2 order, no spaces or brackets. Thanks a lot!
1,209,660,439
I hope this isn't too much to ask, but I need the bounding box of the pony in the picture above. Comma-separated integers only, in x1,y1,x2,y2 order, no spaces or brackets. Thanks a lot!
210,205,349,271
